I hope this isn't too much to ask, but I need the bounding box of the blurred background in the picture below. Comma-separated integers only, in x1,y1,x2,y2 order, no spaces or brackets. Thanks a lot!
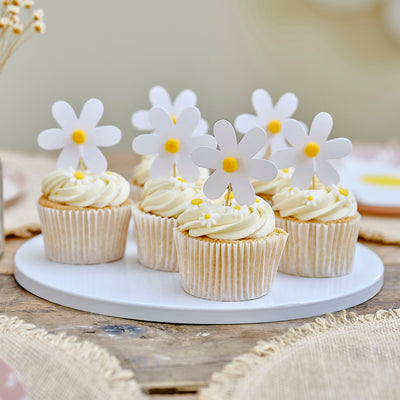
1,0,400,150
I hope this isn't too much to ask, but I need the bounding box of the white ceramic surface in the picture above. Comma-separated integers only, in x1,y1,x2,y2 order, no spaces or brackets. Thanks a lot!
14,236,384,324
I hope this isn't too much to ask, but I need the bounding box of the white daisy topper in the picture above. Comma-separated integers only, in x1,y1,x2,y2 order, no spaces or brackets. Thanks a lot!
192,120,278,206
271,112,352,189
132,106,216,182
235,89,299,156
38,99,121,173
132,86,209,136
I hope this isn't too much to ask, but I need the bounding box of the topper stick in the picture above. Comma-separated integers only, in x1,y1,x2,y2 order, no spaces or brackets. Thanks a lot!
312,174,316,190
173,163,177,178
264,146,272,160
79,157,85,172
224,183,233,207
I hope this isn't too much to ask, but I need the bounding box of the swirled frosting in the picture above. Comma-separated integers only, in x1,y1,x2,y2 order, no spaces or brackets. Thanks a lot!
272,185,357,222
177,197,275,240
132,155,209,186
42,169,130,208
251,168,293,195
141,177,200,218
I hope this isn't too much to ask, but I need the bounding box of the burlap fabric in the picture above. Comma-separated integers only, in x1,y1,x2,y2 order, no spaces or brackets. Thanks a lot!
201,309,400,400
0,315,146,400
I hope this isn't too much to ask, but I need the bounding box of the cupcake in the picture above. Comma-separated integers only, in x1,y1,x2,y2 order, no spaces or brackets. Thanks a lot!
270,111,359,277
130,154,209,203
132,176,201,271
272,185,360,277
37,98,131,264
251,167,293,202
38,169,131,264
175,197,287,301
131,105,217,272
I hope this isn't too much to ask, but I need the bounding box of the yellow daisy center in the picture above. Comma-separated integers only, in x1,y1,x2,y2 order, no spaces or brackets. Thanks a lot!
72,129,86,145
171,115,178,125
282,168,290,173
222,157,239,173
339,188,349,196
191,198,203,206
307,196,314,201
255,198,260,203
204,213,211,220
74,171,85,180
288,188,294,191
165,138,180,153
304,142,320,158
267,119,282,134
177,177,187,183
234,205,241,210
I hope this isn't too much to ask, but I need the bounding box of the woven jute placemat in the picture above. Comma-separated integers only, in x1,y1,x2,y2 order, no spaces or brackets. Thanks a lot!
201,309,400,400
0,315,146,400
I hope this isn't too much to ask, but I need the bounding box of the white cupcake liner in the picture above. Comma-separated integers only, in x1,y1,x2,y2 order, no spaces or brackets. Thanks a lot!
131,206,178,272
130,183,143,203
37,203,132,265
174,229,288,301
275,213,361,277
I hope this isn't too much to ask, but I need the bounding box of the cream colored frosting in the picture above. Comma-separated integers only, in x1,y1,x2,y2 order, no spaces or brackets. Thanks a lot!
141,177,200,218
272,184,357,222
42,169,130,208
251,168,293,195
132,155,209,186
177,197,275,240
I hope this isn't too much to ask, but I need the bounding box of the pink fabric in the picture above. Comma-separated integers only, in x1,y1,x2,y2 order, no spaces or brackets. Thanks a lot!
0,359,28,400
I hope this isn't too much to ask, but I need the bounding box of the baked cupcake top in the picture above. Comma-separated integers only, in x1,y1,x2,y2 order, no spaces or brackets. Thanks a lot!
42,169,130,208
272,184,357,222
178,196,275,240
141,177,200,218
251,168,293,196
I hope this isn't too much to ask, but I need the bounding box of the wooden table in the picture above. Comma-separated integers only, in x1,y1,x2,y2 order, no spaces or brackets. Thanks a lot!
1,153,399,399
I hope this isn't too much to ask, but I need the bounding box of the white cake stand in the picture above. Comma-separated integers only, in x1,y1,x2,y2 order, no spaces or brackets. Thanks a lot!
14,236,384,324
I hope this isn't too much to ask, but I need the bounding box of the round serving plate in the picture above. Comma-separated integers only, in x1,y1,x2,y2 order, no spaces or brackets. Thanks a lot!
14,235,384,325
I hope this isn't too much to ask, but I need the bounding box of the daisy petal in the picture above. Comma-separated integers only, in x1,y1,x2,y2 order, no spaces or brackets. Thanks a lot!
176,106,200,136
274,93,298,119
176,153,200,182
149,86,172,110
252,89,273,120
191,134,217,152
149,154,175,179
309,112,333,143
315,159,340,186
79,98,104,129
52,101,77,130
57,145,81,170
234,113,262,134
320,138,352,159
270,148,303,169
191,147,220,169
131,110,152,130
132,134,162,155
193,118,209,136
269,134,288,153
238,128,266,158
149,107,175,133
94,126,121,147
282,119,308,147
173,89,197,115
38,128,65,150
203,171,228,199
213,120,237,152
290,160,314,189
81,145,108,173
231,175,256,205
247,159,278,182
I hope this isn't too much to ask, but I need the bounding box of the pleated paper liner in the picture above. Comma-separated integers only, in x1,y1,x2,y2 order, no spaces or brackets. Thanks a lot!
37,200,132,265
275,212,361,277
174,228,288,301
131,206,178,272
